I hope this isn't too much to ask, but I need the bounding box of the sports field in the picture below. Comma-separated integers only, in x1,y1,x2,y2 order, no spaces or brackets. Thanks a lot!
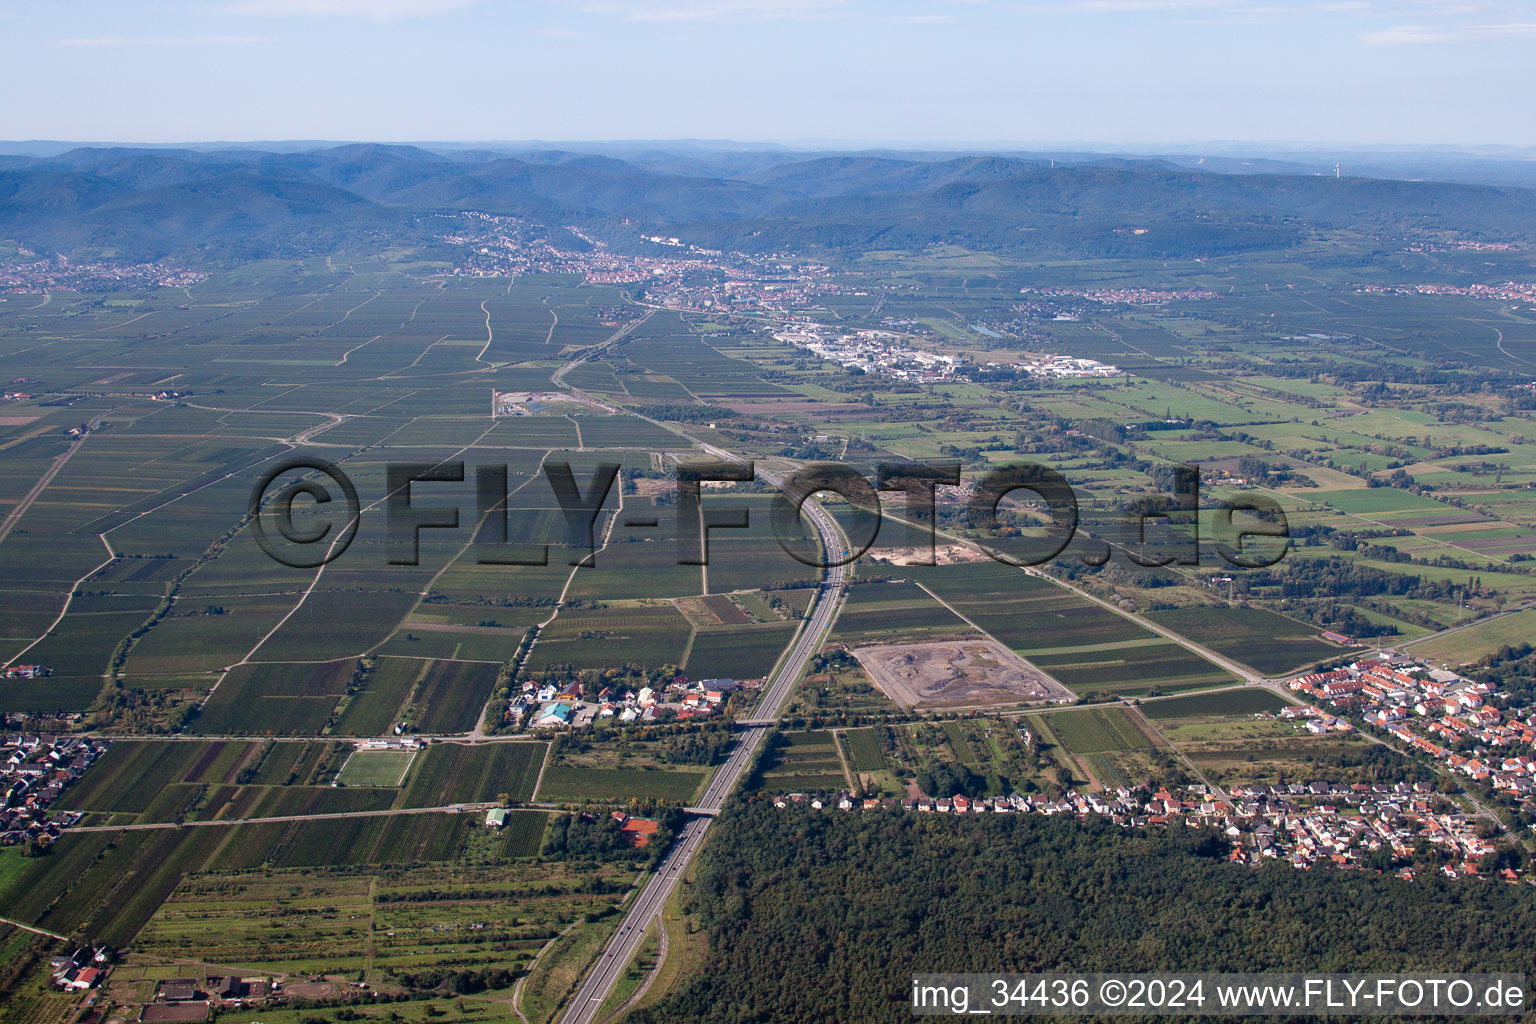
337,748,416,787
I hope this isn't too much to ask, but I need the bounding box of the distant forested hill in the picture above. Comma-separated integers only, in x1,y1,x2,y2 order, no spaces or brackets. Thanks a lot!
3,143,1536,262
630,804,1536,1023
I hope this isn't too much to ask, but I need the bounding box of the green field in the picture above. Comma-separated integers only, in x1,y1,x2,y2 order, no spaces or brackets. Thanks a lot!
536,765,707,803
685,622,797,680
525,606,693,673
918,561,1151,651
1043,707,1155,755
753,731,849,794
1310,488,1463,515
843,727,887,772
52,738,552,823
829,580,976,644
49,739,388,823
0,809,550,949
337,748,416,786
1408,609,1536,665
407,659,501,733
191,660,355,735
332,656,421,735
1140,688,1294,719
1028,641,1236,695
129,846,616,985
403,741,546,805
1145,606,1342,676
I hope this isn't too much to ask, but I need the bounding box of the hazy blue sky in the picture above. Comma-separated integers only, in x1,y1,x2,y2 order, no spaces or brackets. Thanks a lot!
4,0,1534,147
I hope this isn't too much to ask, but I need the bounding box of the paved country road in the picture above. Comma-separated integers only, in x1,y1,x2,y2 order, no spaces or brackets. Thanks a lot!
62,801,557,833
0,915,68,942
0,413,103,548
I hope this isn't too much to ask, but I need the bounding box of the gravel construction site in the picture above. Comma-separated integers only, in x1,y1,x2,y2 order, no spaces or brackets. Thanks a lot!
852,639,1075,709
867,543,989,566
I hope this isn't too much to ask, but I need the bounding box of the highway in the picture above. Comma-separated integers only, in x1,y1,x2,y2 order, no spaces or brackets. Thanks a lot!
556,463,848,1024
555,814,713,1024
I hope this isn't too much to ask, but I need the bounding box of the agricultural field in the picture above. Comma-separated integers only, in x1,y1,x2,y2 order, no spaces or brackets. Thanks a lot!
400,741,546,806
51,739,363,823
53,738,551,824
684,621,797,680
189,656,499,736
536,765,707,803
191,660,358,736
886,717,1047,797
836,726,910,796
524,605,692,674
915,561,1152,652
1023,640,1236,697
842,727,887,772
53,739,263,814
0,811,534,950
1407,609,1536,665
1139,688,1294,720
1043,706,1157,755
828,580,977,646
751,731,849,794
1025,708,1171,793
125,847,627,987
11,216,1536,1021
405,659,501,733
331,656,422,735
1144,607,1346,676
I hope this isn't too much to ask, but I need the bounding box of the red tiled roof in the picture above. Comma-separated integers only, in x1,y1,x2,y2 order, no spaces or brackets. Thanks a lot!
618,817,660,847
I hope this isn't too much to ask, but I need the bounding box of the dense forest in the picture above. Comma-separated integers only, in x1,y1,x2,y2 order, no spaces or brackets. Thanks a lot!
631,804,1536,1023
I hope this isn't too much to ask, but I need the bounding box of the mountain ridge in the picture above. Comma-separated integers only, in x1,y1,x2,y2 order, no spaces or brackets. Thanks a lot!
3,143,1534,262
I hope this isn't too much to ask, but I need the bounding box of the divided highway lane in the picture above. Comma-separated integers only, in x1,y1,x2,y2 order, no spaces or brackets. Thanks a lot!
557,489,848,1024
692,725,768,812
557,815,713,1024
